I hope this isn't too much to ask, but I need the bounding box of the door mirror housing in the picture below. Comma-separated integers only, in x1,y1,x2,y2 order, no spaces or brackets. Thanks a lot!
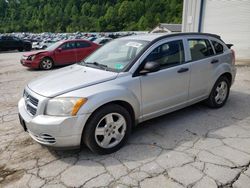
57,48,62,52
140,61,161,75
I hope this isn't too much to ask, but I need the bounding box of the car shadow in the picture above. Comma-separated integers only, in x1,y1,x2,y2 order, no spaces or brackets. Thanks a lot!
48,90,250,167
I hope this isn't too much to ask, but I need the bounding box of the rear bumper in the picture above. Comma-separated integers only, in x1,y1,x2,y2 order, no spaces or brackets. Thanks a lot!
231,67,237,85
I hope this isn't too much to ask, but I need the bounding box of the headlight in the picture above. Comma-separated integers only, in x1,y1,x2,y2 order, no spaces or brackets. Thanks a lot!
28,55,36,61
45,98,87,116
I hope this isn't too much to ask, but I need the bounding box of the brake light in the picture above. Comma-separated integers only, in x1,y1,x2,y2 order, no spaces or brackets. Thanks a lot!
231,49,235,65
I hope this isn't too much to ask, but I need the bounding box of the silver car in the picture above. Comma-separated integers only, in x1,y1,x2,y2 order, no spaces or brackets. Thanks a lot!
18,33,236,154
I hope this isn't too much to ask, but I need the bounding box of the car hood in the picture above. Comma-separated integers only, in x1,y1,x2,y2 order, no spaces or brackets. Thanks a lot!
28,64,118,97
23,50,48,57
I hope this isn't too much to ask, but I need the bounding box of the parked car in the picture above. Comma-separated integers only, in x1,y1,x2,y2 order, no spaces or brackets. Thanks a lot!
0,36,32,51
39,40,56,49
18,33,236,154
20,39,99,70
93,37,112,45
32,42,41,50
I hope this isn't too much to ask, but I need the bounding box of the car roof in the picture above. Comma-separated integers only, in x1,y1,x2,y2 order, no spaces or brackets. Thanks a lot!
59,39,92,43
119,32,222,42
119,33,165,41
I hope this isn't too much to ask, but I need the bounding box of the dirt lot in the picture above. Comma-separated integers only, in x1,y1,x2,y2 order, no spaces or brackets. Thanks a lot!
1,51,250,188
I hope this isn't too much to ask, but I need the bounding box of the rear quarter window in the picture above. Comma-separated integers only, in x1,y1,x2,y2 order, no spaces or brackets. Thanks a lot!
76,41,91,48
211,40,224,54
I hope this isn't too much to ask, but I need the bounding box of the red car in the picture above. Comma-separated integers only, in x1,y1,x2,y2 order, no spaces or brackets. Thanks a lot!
20,39,99,70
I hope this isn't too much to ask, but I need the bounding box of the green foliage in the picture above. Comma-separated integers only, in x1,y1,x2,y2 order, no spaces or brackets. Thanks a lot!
0,0,183,33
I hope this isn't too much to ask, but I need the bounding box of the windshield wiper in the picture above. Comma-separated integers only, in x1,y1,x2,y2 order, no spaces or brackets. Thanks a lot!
82,61,108,70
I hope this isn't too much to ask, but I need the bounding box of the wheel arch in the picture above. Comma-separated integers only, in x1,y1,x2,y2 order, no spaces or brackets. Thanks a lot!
80,100,137,147
39,56,55,69
219,72,232,86
84,100,136,128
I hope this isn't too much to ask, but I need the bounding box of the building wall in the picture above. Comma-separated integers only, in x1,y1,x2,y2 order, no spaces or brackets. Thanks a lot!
182,0,250,61
182,0,202,32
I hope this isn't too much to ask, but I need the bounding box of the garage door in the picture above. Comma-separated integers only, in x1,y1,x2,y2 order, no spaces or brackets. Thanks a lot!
201,0,250,61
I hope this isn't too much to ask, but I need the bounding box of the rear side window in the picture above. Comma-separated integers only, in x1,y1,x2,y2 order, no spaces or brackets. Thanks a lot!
146,40,185,68
76,41,91,48
211,40,224,54
188,39,214,61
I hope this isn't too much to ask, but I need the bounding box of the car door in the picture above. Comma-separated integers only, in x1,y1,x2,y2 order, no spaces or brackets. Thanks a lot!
75,41,93,61
186,38,216,102
0,36,8,49
11,37,22,49
54,41,77,65
138,39,190,120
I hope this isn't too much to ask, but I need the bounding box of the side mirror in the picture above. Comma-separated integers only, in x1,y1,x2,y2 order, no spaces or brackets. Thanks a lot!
57,48,62,52
140,61,161,75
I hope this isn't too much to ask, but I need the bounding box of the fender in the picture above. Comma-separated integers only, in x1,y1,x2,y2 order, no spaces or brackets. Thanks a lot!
210,62,232,92
60,83,141,121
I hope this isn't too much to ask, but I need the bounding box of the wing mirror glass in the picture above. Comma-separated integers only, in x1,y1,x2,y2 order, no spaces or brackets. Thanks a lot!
140,61,161,75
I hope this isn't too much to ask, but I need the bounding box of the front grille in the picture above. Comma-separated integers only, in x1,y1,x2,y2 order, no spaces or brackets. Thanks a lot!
24,90,39,116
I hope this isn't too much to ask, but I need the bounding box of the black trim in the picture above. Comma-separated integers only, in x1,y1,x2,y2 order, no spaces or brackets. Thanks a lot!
198,0,204,32
178,67,189,73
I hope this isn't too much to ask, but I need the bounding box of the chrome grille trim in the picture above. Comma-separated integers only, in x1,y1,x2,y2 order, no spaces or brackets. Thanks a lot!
24,89,39,116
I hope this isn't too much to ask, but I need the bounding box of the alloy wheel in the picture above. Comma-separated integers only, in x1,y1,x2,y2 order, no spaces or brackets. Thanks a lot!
214,80,228,104
41,59,53,70
94,113,127,149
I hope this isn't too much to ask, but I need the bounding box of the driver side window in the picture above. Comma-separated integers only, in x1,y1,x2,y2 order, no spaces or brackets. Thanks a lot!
60,42,76,50
146,40,185,68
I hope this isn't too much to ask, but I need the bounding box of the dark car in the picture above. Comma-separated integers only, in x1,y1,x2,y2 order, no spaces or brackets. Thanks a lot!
0,36,32,51
20,39,99,70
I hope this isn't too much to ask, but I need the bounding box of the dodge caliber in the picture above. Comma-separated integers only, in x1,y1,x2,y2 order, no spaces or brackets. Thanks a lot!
18,33,236,154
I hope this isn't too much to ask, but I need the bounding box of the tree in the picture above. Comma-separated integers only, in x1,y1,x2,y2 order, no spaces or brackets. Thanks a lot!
0,0,183,33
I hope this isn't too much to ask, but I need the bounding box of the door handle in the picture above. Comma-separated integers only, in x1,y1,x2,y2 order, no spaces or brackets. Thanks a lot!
177,67,189,73
211,59,219,64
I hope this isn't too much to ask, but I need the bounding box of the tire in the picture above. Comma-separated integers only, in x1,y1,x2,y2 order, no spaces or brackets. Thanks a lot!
82,104,132,154
206,76,230,108
18,47,24,52
39,57,54,70
24,45,32,51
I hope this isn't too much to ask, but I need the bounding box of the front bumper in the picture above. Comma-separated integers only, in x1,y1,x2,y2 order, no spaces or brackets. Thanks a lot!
18,97,91,148
20,58,40,69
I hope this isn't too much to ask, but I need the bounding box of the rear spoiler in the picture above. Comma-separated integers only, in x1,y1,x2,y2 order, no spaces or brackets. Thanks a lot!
226,44,233,49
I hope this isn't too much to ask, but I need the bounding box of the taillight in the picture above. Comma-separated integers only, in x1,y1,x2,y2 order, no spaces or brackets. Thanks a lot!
231,49,235,65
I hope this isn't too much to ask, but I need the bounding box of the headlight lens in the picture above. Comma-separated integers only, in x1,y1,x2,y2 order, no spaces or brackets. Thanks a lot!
28,55,36,61
45,98,87,116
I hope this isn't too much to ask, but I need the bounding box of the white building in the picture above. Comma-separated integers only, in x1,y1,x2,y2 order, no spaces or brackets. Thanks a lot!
182,0,250,61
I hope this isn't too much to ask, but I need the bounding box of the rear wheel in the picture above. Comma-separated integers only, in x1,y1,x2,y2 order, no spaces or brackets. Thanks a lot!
18,47,23,52
82,104,132,154
206,76,230,108
40,57,54,70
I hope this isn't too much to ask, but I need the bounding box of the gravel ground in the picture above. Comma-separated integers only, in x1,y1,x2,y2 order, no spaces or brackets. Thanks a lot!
1,51,250,188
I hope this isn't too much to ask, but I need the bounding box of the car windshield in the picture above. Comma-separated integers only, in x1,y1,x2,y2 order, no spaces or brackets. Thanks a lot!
81,39,149,72
46,41,63,51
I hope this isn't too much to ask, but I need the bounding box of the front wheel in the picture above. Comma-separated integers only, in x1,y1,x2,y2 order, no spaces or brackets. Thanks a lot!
206,76,230,108
40,57,54,70
82,104,132,154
